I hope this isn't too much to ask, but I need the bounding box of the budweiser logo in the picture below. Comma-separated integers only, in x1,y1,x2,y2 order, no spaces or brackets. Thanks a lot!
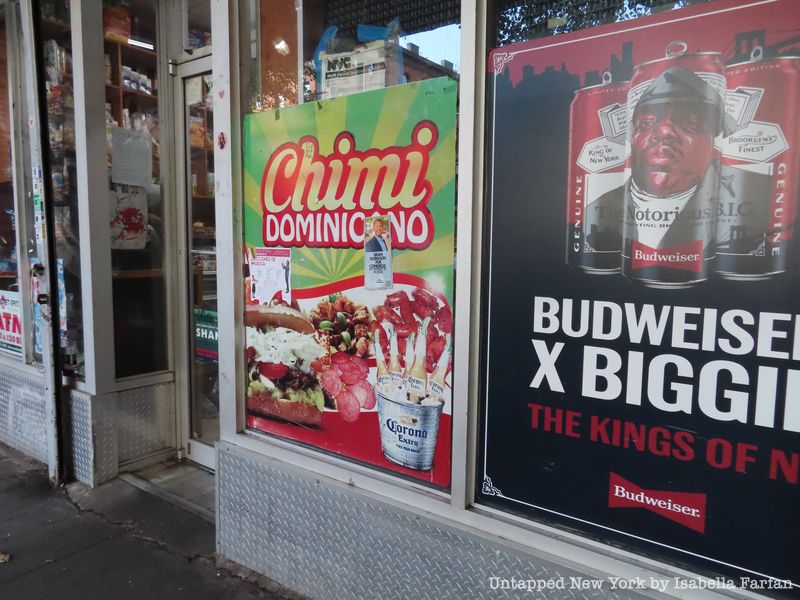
630,240,703,272
608,472,706,533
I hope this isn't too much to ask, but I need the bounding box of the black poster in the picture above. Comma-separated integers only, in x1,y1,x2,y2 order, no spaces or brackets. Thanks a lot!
480,0,800,591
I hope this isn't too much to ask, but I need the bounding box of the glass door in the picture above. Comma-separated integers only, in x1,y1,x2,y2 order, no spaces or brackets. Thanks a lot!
178,56,217,467
17,0,63,481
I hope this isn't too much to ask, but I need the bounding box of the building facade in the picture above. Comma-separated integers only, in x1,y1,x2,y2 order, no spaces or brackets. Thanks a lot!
0,0,798,598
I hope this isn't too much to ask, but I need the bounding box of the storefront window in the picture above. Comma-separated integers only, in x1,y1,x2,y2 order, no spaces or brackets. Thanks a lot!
0,4,23,362
0,13,15,294
40,2,84,374
244,0,460,111
103,0,169,378
480,0,800,588
185,0,211,52
240,0,460,488
6,0,41,365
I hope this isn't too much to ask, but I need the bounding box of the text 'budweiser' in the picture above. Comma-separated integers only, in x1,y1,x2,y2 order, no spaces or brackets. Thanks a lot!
530,296,800,432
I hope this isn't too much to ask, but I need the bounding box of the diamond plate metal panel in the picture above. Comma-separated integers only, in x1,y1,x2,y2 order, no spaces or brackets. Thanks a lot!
68,391,119,487
69,390,93,485
0,365,47,463
117,383,175,463
217,444,649,600
94,394,118,484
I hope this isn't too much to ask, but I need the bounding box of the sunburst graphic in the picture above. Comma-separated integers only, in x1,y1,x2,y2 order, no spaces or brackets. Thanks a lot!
292,247,363,286
242,77,458,302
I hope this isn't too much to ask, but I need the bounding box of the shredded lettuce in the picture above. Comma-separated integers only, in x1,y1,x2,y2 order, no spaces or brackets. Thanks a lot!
287,387,325,412
246,326,325,372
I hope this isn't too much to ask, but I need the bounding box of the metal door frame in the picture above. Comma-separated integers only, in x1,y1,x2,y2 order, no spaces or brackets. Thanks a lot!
20,0,64,483
173,54,216,470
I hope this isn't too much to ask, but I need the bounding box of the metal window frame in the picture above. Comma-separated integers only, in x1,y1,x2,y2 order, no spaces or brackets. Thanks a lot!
213,0,503,515
69,0,116,396
212,1,756,596
64,0,181,395
215,0,475,501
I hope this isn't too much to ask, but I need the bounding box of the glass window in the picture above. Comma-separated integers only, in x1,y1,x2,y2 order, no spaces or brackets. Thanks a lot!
0,15,17,291
239,0,460,489
103,0,169,378
185,0,212,52
40,3,84,375
0,13,15,293
244,0,460,111
0,4,23,362
185,70,218,446
8,0,41,365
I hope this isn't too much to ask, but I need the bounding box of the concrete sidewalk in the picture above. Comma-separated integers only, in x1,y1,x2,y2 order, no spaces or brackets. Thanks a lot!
0,444,306,600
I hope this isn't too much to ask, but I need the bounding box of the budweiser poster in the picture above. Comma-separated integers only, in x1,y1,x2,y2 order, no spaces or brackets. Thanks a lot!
482,0,800,588
242,78,457,488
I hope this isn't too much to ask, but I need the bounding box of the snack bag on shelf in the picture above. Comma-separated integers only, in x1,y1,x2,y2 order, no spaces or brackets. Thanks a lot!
103,3,131,44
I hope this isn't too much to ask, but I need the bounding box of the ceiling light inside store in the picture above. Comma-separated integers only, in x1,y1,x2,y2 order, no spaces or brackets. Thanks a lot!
273,39,290,55
128,38,155,50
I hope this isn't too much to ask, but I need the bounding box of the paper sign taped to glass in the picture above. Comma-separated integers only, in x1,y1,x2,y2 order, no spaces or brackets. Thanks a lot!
194,308,219,363
249,247,291,304
364,215,393,290
110,186,148,250
110,127,152,187
320,40,388,99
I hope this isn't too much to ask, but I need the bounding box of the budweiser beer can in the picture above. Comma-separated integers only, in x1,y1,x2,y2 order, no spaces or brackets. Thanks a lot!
717,48,800,279
566,74,628,273
621,42,727,288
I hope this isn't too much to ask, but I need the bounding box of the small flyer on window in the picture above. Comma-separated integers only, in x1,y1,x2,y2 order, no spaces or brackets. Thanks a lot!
109,187,148,249
194,308,219,364
363,215,393,290
249,247,291,304
320,41,387,99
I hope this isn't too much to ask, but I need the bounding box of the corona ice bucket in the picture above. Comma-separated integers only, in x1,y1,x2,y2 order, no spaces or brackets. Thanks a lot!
376,389,442,471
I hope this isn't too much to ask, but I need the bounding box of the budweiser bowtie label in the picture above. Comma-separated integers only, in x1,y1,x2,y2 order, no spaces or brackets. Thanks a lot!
630,240,704,272
608,473,707,533
482,0,800,588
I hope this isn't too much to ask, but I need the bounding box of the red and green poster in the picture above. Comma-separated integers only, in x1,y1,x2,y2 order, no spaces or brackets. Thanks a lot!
243,78,457,488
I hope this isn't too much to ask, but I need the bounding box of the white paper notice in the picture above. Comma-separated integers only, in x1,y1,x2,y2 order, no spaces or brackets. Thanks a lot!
321,41,387,99
185,77,203,106
250,248,291,304
111,128,152,187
